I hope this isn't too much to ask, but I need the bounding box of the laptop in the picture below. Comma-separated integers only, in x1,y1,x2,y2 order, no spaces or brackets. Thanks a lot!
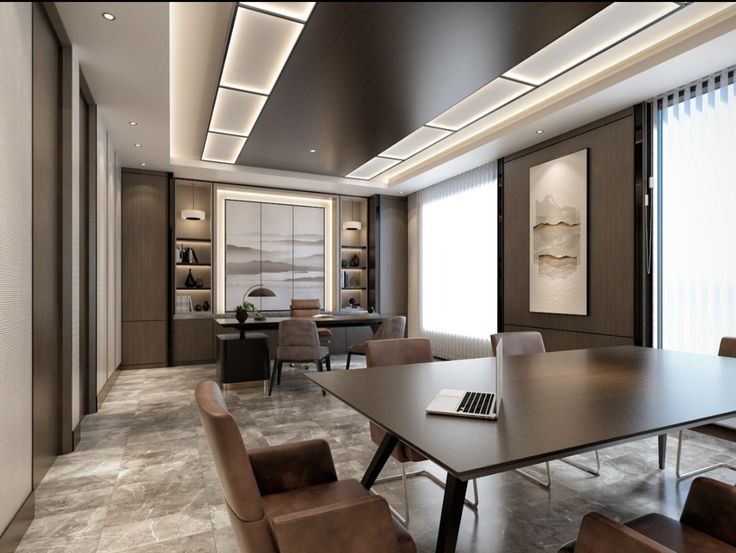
425,340,504,421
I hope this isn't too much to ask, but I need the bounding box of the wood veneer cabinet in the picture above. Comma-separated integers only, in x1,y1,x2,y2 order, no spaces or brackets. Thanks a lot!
121,169,169,368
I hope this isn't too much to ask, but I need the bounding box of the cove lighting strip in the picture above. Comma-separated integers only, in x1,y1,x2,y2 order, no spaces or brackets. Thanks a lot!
345,1,680,181
202,2,315,164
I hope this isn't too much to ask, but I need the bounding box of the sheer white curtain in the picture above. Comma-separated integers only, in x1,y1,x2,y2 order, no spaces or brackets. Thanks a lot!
415,163,497,359
655,67,736,354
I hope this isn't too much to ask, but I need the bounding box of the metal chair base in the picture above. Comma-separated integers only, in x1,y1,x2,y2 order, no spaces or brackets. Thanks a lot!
373,464,478,527
515,450,600,489
676,429,736,481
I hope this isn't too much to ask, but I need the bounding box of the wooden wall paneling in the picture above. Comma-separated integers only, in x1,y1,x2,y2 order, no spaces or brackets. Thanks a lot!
32,1,63,486
121,321,167,367
121,170,168,322
79,91,89,417
504,325,634,352
87,105,98,412
378,196,407,315
172,319,214,364
503,110,635,343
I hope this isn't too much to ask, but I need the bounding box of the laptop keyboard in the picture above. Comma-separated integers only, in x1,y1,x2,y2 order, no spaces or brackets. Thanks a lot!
457,391,494,416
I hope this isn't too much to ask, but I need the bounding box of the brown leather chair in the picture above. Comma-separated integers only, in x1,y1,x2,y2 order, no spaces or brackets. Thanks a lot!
675,336,736,480
270,319,330,396
346,316,406,369
290,298,331,345
366,338,478,527
195,381,416,553
558,477,736,553
491,331,601,488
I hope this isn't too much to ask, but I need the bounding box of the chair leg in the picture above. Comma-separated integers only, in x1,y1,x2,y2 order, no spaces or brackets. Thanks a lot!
268,359,279,396
676,429,736,481
374,464,479,528
325,355,331,371
560,450,601,476
315,360,326,396
516,462,551,489
276,360,283,385
346,352,352,370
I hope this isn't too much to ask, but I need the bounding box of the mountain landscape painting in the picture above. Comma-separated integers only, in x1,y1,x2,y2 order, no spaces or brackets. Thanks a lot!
225,200,325,312
529,149,587,315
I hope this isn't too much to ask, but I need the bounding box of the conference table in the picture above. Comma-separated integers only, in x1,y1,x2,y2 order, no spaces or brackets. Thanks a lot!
214,312,386,337
306,346,736,553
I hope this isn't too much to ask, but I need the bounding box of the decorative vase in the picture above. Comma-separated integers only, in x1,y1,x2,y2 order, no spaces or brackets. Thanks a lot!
195,278,204,288
341,259,348,268
203,300,210,312
235,309,248,323
349,254,360,267
185,269,196,288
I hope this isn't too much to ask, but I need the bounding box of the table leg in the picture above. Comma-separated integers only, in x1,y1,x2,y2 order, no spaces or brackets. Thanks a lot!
435,474,468,553
658,434,667,469
370,323,381,333
361,432,399,489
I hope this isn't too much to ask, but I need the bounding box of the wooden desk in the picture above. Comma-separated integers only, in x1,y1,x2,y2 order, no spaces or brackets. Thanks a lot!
213,313,385,337
306,346,736,553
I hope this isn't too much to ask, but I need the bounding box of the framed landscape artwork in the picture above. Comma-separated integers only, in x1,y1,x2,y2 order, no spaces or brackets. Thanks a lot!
529,149,588,315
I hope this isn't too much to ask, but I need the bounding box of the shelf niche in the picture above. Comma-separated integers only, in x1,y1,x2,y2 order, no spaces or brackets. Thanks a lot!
339,196,368,310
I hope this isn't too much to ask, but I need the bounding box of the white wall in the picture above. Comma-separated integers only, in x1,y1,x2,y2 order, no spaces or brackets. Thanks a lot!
0,1,33,533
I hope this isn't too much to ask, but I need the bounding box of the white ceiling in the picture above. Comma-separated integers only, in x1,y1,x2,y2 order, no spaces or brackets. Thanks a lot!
55,2,169,170
55,2,736,197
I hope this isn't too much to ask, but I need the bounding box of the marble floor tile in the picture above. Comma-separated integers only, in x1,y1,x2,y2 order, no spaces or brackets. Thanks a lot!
16,356,736,553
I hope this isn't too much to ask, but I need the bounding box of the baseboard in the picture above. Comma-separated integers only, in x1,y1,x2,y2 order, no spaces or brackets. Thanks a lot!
72,420,81,450
0,492,34,553
119,362,167,370
96,364,120,407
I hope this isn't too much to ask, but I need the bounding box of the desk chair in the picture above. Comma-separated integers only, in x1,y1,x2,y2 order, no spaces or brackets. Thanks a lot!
270,319,330,396
290,299,331,346
366,338,479,527
346,316,406,369
558,477,736,553
196,381,416,553
491,331,601,488
675,336,736,481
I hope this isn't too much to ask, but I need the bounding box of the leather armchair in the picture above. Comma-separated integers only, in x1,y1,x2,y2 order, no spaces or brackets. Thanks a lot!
195,381,416,553
347,316,407,369
559,477,736,553
290,298,332,344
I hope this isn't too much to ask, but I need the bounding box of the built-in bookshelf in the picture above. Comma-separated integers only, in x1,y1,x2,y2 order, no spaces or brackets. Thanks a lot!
174,181,213,318
339,196,369,310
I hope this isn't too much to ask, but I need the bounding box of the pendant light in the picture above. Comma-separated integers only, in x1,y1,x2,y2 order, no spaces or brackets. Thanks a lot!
181,182,206,221
342,197,362,231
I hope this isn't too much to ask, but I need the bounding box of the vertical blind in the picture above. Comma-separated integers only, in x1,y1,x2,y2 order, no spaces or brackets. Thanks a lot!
655,67,736,354
416,163,497,359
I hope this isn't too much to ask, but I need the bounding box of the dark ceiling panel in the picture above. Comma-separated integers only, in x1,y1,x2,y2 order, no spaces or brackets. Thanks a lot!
237,2,610,177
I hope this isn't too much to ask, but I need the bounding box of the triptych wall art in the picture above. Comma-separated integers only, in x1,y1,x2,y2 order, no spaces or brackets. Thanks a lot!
529,149,588,315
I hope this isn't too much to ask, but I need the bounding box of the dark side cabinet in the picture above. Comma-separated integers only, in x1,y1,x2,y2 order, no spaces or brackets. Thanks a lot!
173,319,214,365
121,169,169,368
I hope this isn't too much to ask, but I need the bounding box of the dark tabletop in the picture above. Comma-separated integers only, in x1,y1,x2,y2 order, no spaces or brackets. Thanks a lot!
306,346,736,481
214,313,385,330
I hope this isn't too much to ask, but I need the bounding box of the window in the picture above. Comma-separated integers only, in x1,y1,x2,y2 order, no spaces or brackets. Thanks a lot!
417,163,497,359
655,68,736,354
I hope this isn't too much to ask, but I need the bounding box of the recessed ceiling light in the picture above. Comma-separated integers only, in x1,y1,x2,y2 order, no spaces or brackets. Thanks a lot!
309,149,316,153
240,2,316,23
135,143,142,147
536,130,544,134
380,126,453,160
202,132,247,164
140,162,147,167
102,12,115,21
346,157,401,180
210,88,266,136
128,121,138,126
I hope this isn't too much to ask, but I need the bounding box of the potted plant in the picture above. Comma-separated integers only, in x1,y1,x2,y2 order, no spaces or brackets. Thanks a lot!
235,301,255,323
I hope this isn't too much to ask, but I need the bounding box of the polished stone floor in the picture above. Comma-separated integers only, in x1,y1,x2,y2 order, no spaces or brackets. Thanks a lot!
17,356,736,553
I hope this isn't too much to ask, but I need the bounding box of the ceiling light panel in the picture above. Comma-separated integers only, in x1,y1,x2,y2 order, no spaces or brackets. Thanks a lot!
347,157,401,180
429,78,534,131
380,126,453,160
203,132,247,164
221,7,305,95
504,2,679,86
240,2,315,22
210,88,267,136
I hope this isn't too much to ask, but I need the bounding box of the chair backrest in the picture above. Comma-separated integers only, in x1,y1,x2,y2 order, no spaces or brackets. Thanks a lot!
279,319,320,347
680,477,736,547
718,337,736,358
290,298,321,318
491,331,545,357
373,316,407,340
365,337,433,368
195,381,277,553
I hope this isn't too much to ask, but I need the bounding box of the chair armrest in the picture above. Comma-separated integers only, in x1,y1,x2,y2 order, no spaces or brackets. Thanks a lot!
574,513,674,553
272,495,401,553
680,477,736,546
249,439,337,496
